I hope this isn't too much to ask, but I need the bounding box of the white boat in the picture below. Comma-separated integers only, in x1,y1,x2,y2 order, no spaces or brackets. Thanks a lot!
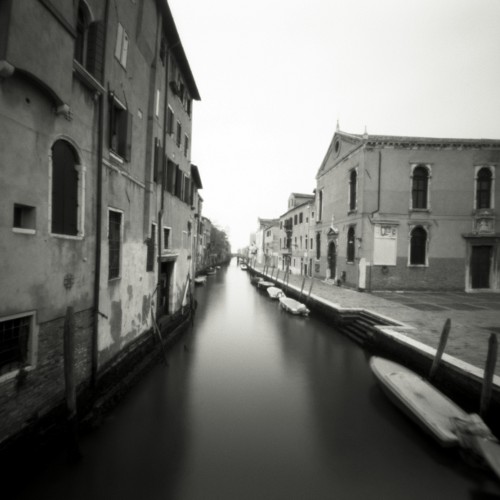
279,296,310,316
194,276,207,286
267,287,285,300
370,356,469,447
206,268,216,275
257,280,274,290
240,264,248,270
371,356,500,477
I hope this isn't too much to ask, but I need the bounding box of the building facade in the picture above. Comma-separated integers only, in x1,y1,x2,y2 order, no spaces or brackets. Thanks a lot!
279,193,315,275
0,0,202,446
315,129,500,291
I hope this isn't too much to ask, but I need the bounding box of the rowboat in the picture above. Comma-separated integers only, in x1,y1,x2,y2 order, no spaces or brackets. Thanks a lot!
369,356,467,447
240,264,248,270
194,276,207,286
267,287,285,299
371,356,500,478
206,268,216,275
279,296,310,316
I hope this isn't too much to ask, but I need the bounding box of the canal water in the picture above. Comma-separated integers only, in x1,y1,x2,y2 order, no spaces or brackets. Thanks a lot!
10,260,500,499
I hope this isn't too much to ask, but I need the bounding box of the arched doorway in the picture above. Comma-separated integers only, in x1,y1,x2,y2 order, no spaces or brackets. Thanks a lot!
327,241,336,280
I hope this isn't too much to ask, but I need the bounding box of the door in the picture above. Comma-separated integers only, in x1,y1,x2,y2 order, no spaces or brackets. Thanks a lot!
328,241,336,280
470,246,492,289
159,261,174,315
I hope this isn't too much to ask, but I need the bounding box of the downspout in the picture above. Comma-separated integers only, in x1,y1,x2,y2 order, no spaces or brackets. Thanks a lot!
92,0,111,389
367,150,382,292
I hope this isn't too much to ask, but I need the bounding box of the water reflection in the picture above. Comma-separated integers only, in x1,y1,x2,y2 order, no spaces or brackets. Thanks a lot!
8,260,500,500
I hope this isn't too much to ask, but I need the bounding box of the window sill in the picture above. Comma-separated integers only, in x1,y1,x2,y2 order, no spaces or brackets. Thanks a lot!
51,232,83,240
410,209,430,213
108,276,121,283
0,365,34,385
73,60,105,96
347,210,357,215
12,228,36,235
109,150,124,165
408,264,428,268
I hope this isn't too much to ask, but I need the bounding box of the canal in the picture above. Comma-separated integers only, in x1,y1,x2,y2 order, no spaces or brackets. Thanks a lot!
9,260,500,499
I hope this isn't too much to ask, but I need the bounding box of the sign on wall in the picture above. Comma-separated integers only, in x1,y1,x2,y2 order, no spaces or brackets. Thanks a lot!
373,224,398,266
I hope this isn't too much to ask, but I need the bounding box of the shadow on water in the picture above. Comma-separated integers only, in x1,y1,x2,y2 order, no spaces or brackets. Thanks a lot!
7,260,500,500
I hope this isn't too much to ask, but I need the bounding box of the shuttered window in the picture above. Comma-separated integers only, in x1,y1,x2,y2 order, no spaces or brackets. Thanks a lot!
412,166,429,209
108,210,122,279
52,140,79,236
410,226,427,265
109,96,132,161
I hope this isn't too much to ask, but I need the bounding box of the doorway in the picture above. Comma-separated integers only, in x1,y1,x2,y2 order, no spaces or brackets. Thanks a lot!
158,261,174,315
470,246,492,289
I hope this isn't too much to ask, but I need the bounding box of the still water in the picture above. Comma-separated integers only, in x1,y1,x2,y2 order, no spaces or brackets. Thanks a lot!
11,260,500,499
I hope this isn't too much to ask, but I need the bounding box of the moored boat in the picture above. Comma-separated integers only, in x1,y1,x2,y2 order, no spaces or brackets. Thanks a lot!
240,264,248,270
279,296,310,316
257,280,274,290
267,287,285,300
370,356,468,447
194,276,207,286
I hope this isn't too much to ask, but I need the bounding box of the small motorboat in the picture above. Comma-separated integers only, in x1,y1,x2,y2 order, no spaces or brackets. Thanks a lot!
257,280,274,290
279,296,310,316
240,264,248,270
267,287,285,300
194,276,207,286
250,275,263,285
206,268,216,275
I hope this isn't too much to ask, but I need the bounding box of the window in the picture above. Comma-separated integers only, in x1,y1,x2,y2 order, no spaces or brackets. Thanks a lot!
410,226,427,266
318,190,323,221
294,214,297,225
166,160,176,194
109,95,132,160
13,204,36,233
74,2,105,81
349,170,357,211
146,223,156,272
74,2,90,65
347,227,355,263
0,313,35,378
108,209,122,279
167,107,174,135
163,227,170,249
411,165,429,209
51,140,79,236
115,22,129,68
476,167,493,209
184,134,189,157
316,233,321,259
153,138,164,183
176,121,182,147
155,90,161,117
175,165,183,198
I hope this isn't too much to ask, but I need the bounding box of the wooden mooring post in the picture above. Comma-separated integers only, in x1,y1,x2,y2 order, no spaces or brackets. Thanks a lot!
63,306,81,461
480,333,498,417
428,318,451,381
298,276,306,301
305,279,314,305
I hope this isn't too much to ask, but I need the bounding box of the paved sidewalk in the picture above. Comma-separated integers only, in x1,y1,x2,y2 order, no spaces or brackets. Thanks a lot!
252,264,500,376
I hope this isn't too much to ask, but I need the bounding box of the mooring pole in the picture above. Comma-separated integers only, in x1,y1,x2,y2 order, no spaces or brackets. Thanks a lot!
429,318,451,381
305,279,314,305
63,306,81,461
298,276,306,301
480,333,498,417
275,269,280,284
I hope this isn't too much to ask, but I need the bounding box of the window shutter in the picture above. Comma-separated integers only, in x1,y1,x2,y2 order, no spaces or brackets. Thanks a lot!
86,21,105,81
124,111,133,161
153,139,159,182
121,31,129,67
175,166,182,198
115,23,124,60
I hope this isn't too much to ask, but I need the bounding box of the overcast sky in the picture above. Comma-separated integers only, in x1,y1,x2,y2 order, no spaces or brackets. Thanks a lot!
168,0,500,251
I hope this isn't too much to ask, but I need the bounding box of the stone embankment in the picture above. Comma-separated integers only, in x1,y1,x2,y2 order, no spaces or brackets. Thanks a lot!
248,264,500,433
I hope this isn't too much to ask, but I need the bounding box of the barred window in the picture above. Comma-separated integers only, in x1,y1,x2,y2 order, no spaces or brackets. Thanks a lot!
347,227,355,263
0,315,31,376
349,170,357,211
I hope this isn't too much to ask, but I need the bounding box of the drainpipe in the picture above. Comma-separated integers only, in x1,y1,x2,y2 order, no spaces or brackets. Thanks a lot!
92,0,111,389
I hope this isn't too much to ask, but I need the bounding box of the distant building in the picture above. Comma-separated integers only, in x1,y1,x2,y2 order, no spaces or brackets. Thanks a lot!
315,129,500,291
279,193,315,275
0,0,202,446
254,218,278,265
263,221,281,268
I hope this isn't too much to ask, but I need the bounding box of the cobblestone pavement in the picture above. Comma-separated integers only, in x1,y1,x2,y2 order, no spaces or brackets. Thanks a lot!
251,264,500,376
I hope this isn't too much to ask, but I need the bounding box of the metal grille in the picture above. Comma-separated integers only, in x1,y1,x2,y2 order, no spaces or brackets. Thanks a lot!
0,316,30,375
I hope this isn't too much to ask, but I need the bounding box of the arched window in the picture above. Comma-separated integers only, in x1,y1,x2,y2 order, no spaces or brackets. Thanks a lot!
412,165,429,209
349,170,357,211
316,233,321,259
52,140,79,236
347,227,355,262
476,167,492,209
74,2,90,65
410,226,427,265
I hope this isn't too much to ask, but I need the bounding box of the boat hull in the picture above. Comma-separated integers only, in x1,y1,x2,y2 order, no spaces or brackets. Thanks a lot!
267,287,284,299
370,357,467,447
279,297,310,316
